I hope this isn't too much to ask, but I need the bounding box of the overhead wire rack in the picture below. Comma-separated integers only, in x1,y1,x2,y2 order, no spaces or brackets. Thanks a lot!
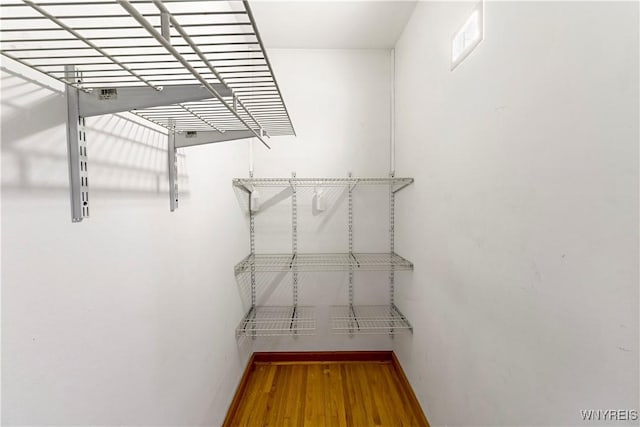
0,0,294,137
0,0,295,221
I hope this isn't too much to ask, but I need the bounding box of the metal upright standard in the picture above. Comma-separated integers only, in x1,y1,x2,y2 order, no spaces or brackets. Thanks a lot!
167,119,178,212
249,181,256,309
64,65,89,222
291,172,299,334
234,175,415,337
1,0,295,221
348,173,356,334
247,175,257,338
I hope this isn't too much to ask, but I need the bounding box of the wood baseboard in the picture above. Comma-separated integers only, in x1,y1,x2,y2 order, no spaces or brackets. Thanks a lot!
391,352,431,427
221,352,256,427
223,351,429,427
253,350,394,363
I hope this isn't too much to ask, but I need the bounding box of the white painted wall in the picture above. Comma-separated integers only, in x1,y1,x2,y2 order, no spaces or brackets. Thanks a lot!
1,48,398,423
393,1,639,426
243,49,399,352
1,59,250,426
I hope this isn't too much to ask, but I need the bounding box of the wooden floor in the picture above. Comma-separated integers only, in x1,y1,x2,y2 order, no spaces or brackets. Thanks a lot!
224,355,428,427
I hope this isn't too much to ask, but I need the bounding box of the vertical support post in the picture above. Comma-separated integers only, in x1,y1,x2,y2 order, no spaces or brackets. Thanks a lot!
291,172,298,334
348,172,354,307
348,172,356,334
167,120,178,211
248,186,257,340
249,190,256,308
389,172,396,335
64,65,89,223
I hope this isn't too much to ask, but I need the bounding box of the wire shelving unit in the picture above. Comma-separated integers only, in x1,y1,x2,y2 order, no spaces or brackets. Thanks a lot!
0,0,295,221
234,174,415,337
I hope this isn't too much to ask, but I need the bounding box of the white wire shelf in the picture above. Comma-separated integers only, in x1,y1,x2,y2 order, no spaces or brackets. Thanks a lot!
233,177,414,193
330,304,413,335
0,0,294,137
236,305,316,337
234,252,414,274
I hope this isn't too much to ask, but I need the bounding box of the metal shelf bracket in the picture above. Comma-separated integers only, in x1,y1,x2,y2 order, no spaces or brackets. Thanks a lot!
78,84,231,118
175,130,255,149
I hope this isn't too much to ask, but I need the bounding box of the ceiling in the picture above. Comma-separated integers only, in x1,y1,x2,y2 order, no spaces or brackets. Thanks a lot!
249,1,417,49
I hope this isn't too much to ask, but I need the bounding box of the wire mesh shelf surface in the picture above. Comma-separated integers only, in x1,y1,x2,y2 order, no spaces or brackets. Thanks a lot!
234,252,414,274
330,305,413,335
236,305,315,337
233,177,414,192
0,0,294,136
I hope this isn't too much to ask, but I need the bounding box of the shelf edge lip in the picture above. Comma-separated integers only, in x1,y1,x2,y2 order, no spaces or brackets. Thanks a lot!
233,252,414,273
232,177,414,188
329,304,413,335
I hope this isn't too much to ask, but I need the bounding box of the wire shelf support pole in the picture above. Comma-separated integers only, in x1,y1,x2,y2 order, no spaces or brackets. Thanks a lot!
64,65,89,222
348,172,354,305
249,191,256,308
168,119,178,211
291,172,298,307
348,172,356,334
389,172,396,335
248,183,257,339
291,172,298,336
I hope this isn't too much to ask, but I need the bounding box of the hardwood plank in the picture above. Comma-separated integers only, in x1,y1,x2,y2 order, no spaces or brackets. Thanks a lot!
339,363,356,427
291,364,308,427
263,364,282,427
369,363,395,427
329,363,348,427
244,364,271,427
304,363,323,426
